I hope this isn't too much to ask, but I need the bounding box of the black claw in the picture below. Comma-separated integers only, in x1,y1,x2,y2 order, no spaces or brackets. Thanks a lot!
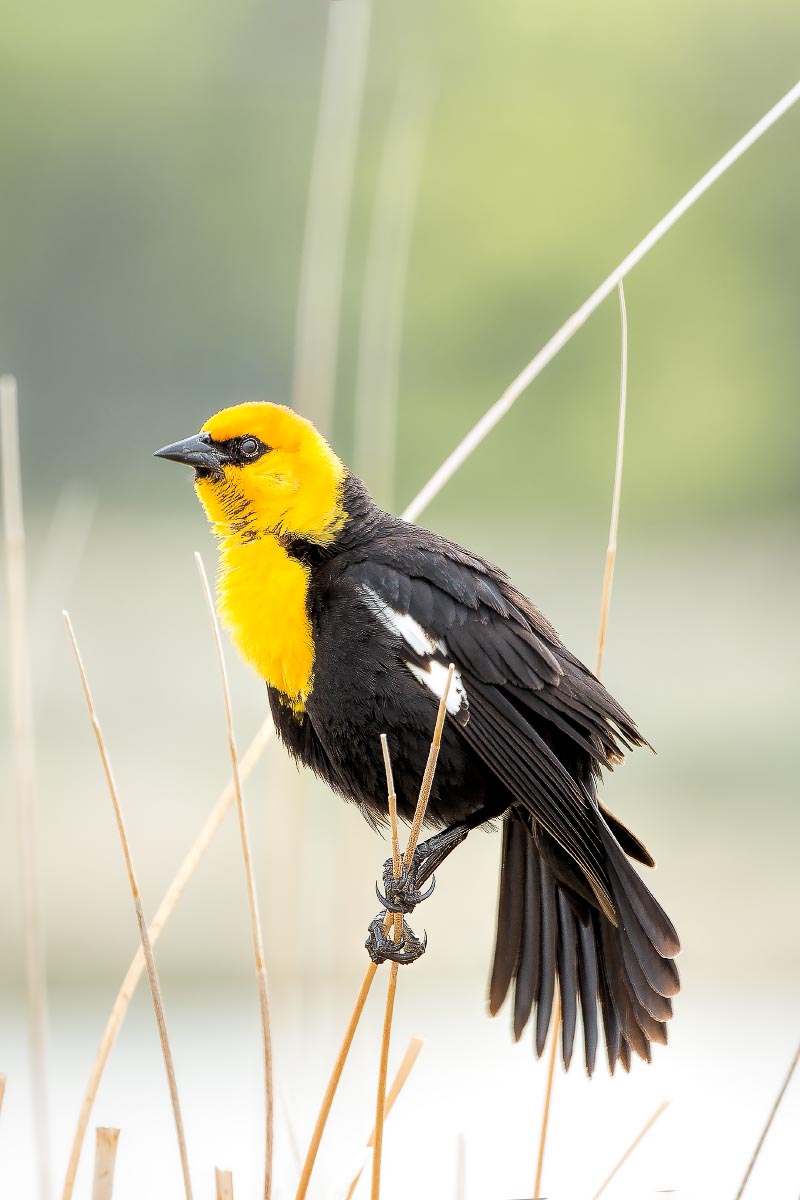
365,912,428,966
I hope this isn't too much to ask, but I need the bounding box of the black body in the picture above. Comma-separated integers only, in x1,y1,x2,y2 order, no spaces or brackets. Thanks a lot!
270,475,680,1073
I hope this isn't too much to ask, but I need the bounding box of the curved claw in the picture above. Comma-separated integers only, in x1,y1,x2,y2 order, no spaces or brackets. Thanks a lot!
374,881,408,914
365,913,428,966
417,874,436,903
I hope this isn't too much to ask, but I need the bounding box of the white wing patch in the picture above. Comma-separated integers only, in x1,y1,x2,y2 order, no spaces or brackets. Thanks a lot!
406,658,468,717
361,585,440,655
361,584,469,720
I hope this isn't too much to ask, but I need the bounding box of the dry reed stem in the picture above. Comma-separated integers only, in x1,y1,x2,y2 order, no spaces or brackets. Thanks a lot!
734,1040,800,1200
370,737,403,1200
0,1074,6,1118
533,1001,561,1199
61,717,273,1200
590,1099,669,1199
195,552,274,1200
291,0,371,435
596,282,628,678
367,1036,424,1147
454,1133,466,1200
402,79,800,525
279,1084,303,1178
371,966,399,1200
63,611,193,1200
534,280,629,1198
1,374,51,1200
353,70,434,508
296,671,454,1200
343,1036,424,1200
91,1127,120,1200
215,1168,235,1200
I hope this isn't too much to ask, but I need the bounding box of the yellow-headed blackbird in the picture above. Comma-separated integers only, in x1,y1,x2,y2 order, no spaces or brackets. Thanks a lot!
156,401,679,1073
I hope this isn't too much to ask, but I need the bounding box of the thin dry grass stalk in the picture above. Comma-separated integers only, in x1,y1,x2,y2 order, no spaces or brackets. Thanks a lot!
61,715,274,1200
353,70,434,508
454,1133,466,1200
402,79,800,525
370,736,403,1200
534,280,629,1199
215,1167,235,1200
371,966,399,1200
0,1074,6,1117
343,1036,425,1200
291,0,371,435
195,552,274,1200
63,611,194,1200
590,1099,670,1200
734,1040,800,1200
91,1127,120,1200
1,374,52,1200
296,669,454,1200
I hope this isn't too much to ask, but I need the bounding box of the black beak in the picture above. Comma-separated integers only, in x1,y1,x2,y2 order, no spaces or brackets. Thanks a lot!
154,433,227,477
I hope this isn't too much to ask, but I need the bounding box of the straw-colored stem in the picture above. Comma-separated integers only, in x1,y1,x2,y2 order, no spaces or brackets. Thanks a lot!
596,281,628,677
367,1036,423,1147
295,962,378,1200
63,611,193,1200
297,675,454,1200
401,80,800,525
279,1084,303,1178
371,738,403,1200
535,280,630,1196
533,991,561,1198
215,1168,235,1200
353,70,433,508
195,553,273,1200
734,1041,800,1200
371,964,399,1200
291,0,371,435
454,1133,465,1200
61,717,273,1200
0,1074,6,1117
344,1036,424,1200
91,1127,120,1200
591,1099,669,1199
1,375,51,1200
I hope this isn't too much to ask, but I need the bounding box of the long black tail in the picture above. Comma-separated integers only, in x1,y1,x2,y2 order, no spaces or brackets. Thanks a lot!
488,805,680,1074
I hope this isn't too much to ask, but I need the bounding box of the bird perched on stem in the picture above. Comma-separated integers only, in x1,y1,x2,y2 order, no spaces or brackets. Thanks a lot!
156,401,679,1074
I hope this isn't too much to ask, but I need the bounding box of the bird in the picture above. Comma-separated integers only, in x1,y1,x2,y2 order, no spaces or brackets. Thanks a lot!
155,400,680,1074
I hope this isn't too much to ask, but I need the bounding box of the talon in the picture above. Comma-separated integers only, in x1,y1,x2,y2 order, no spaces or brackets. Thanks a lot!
365,911,427,965
374,881,407,914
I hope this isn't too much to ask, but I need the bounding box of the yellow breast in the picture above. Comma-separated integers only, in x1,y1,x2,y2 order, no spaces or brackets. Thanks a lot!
216,533,314,708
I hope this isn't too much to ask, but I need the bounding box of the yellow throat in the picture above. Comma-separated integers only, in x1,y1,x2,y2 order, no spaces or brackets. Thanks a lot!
193,402,347,709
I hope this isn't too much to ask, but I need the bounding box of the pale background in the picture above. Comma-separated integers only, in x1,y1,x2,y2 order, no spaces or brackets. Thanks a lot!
1,1,799,1197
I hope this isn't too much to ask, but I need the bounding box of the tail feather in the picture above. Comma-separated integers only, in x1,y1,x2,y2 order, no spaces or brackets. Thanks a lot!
535,861,558,1057
513,841,541,1040
488,807,680,1074
576,917,599,1074
556,892,579,1068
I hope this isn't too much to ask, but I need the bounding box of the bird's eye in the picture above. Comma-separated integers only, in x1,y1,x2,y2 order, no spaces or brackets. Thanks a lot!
239,437,260,458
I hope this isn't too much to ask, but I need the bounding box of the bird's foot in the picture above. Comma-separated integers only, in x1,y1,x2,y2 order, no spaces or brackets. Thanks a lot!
365,913,427,965
375,858,435,914
374,824,470,915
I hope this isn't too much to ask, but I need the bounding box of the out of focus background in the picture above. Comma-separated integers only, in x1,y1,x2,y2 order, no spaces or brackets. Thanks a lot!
1,2,799,1198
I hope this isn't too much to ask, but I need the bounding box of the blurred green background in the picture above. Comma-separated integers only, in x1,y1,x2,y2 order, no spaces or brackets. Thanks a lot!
1,2,799,1198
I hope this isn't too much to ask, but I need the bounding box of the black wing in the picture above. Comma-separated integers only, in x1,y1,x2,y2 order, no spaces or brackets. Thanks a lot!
344,533,646,919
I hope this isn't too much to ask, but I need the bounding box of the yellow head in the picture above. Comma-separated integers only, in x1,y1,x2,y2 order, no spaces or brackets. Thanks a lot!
155,402,347,543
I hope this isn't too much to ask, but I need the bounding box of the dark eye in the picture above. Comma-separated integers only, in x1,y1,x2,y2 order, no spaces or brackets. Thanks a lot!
239,437,260,458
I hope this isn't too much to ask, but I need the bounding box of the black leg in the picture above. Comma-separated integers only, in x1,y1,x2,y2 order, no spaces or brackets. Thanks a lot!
375,823,470,914
367,823,470,965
